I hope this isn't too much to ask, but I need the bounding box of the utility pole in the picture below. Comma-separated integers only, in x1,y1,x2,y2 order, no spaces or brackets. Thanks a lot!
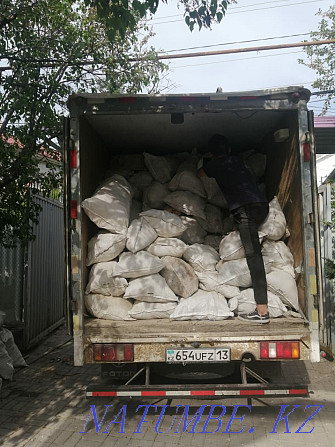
151,39,335,61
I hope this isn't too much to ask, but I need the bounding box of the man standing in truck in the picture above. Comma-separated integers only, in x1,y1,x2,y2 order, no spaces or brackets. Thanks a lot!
198,134,270,323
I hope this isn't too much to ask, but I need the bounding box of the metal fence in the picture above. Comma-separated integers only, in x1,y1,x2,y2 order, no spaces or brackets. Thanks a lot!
0,195,64,351
0,245,25,325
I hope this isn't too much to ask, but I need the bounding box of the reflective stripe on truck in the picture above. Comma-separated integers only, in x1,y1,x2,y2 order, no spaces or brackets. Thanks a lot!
86,387,308,398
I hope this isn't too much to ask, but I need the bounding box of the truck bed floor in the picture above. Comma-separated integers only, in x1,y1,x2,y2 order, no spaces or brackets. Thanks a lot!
84,316,309,343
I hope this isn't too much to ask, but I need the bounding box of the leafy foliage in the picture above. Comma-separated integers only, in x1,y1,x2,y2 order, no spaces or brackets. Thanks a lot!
85,0,235,38
0,0,168,247
0,137,42,246
299,6,335,114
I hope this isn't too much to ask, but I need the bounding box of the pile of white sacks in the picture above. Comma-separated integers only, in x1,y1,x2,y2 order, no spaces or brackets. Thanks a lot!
82,151,300,322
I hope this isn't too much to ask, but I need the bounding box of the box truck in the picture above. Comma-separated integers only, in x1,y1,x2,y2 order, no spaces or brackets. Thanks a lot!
64,87,322,399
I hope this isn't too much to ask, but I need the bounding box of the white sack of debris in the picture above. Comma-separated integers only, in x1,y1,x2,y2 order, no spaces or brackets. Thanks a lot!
163,191,206,220
261,240,295,278
259,196,286,241
228,288,288,318
143,181,170,209
143,152,178,183
128,171,153,192
86,231,126,266
183,243,219,272
128,300,177,320
124,274,178,303
85,294,133,320
196,204,224,234
146,237,187,258
216,257,272,288
85,262,127,296
178,216,207,245
168,170,207,198
126,218,157,253
81,175,132,233
140,209,186,237
196,271,240,299
116,251,164,278
219,230,265,261
170,290,234,321
160,256,199,298
266,270,300,311
0,340,14,381
0,328,27,368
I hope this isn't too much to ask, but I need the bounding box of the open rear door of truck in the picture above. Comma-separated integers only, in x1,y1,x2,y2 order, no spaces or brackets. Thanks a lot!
63,116,73,335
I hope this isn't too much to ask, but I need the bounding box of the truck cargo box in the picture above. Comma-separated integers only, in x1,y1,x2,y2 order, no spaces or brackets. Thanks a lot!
64,87,321,398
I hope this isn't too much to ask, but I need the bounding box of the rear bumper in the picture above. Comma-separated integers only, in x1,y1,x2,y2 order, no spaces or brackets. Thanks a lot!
84,340,311,363
86,384,309,399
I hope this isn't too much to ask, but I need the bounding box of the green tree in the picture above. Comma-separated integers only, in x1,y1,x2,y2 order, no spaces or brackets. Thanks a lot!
300,6,335,114
0,0,168,247
85,0,235,38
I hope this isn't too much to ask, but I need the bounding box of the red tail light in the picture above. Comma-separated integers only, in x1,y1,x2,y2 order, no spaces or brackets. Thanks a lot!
71,200,78,219
260,342,300,359
303,142,311,162
276,342,284,358
124,344,134,361
70,149,77,168
260,342,269,358
179,96,197,103
93,344,134,362
118,97,137,104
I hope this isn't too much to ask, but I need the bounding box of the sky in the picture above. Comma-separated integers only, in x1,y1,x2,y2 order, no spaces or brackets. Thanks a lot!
147,0,335,116
146,0,335,182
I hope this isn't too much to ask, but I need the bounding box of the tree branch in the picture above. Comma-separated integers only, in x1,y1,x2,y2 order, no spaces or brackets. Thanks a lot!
0,13,17,30
0,98,20,134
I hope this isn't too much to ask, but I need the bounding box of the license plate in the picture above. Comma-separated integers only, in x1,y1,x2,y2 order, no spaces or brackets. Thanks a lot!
166,348,230,363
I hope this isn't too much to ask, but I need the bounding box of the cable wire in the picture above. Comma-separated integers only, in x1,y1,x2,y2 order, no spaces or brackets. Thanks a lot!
150,39,335,62
160,33,311,54
169,50,302,69
149,0,297,20
150,0,328,25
